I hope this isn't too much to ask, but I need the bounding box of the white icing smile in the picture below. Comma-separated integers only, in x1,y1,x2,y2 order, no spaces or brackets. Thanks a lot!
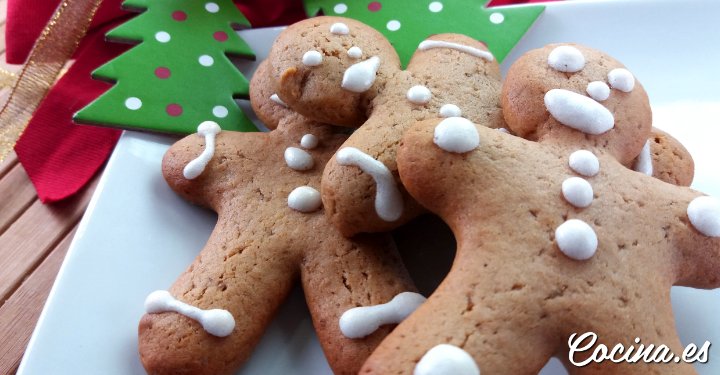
544,89,615,135
418,39,494,61
145,290,235,337
341,56,381,93
183,121,222,179
339,292,426,338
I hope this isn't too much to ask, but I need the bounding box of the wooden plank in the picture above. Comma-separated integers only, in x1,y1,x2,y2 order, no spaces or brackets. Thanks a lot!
0,175,97,303
0,162,37,235
0,150,17,178
0,226,76,375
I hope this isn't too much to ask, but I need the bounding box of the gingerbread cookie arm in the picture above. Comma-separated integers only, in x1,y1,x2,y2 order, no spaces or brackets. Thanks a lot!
629,127,694,186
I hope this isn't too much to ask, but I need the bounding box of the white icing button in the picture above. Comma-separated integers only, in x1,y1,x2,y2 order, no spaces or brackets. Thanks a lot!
555,219,598,260
341,56,381,93
414,344,481,375
407,85,432,104
339,292,426,338
489,12,504,24
568,150,600,177
608,68,635,92
562,177,594,208
586,81,610,102
330,22,350,35
145,290,235,337
347,46,362,59
386,20,401,31
336,147,403,221
288,186,322,212
439,104,461,118
418,39,494,61
687,196,720,237
270,93,287,107
300,134,319,149
544,89,614,135
155,31,171,43
547,45,585,73
633,140,653,176
199,55,214,67
183,121,222,179
125,97,142,110
333,3,347,14
429,2,443,12
433,117,480,153
212,105,228,118
284,147,314,171
302,50,323,67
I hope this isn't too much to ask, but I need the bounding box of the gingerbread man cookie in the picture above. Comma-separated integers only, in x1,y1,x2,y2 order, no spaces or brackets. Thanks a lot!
361,44,720,374
138,60,421,375
268,16,505,236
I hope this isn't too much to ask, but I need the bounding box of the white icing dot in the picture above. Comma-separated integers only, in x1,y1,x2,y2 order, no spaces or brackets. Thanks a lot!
155,31,171,43
386,20,401,32
548,45,585,73
339,292,426,338
284,147,314,171
688,196,720,237
562,177,594,208
300,134,319,149
489,12,504,24
608,68,635,92
336,147,403,221
544,89,614,135
429,2,443,12
288,186,322,212
270,93,287,107
633,140,653,176
406,85,432,104
415,344,480,375
212,105,228,118
497,127,510,134
330,22,350,35
347,46,362,59
183,121,222,179
418,39,494,61
302,50,323,67
555,219,598,260
569,150,600,177
341,56,381,93
586,81,610,101
439,104,461,118
125,97,142,110
205,2,219,13
433,117,479,153
145,290,235,337
333,3,347,14
199,55,214,67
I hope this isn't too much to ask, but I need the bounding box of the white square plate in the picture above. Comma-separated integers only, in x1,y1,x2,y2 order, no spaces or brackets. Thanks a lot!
18,1,720,374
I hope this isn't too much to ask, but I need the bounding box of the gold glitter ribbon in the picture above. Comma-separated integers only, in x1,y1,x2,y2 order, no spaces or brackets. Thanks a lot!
0,0,103,163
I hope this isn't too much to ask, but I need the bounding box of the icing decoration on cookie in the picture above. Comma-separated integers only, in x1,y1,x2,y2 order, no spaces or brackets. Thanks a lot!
303,50,323,66
547,45,585,73
336,147,403,221
414,344,481,375
633,140,653,176
301,134,319,149
687,196,720,237
562,177,594,208
145,290,235,337
341,56,381,93
183,121,222,179
348,46,363,58
406,85,432,104
608,68,635,92
288,186,322,212
439,104,461,118
433,117,480,153
586,81,610,101
555,219,598,260
497,127,510,134
330,22,350,35
284,147,314,171
544,89,615,135
270,93,288,107
418,39,494,61
339,292,426,339
568,150,600,177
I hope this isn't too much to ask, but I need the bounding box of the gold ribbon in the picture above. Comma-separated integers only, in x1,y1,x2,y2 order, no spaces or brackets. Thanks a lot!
0,0,103,163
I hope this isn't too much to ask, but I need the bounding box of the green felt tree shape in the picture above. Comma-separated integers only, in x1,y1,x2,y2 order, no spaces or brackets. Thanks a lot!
75,0,258,134
304,0,544,66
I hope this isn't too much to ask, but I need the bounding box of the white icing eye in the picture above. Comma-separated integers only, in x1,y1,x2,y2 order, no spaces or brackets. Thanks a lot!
586,81,610,101
347,46,362,59
568,150,600,177
562,177,594,208
339,292,426,338
633,140,653,176
544,89,614,135
300,134,319,149
284,147,314,171
439,104,461,118
555,219,598,260
548,45,586,73
688,196,720,237
407,85,432,104
433,117,480,153
341,56,381,93
608,68,635,92
414,344,480,375
302,50,323,66
288,186,322,212
330,22,350,35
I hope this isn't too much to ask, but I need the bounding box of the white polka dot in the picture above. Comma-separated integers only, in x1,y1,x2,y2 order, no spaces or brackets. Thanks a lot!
213,106,228,118
155,31,170,43
199,55,214,67
386,20,401,32
125,97,142,110
205,2,219,13
429,2,443,12
489,12,504,24
334,3,348,14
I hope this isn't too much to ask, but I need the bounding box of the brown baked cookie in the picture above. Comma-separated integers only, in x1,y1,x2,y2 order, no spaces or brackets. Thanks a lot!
362,45,720,374
628,127,694,186
268,16,505,236
137,61,419,375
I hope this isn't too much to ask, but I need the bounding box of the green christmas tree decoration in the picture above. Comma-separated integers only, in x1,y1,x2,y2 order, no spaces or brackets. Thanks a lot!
75,0,258,134
304,0,544,66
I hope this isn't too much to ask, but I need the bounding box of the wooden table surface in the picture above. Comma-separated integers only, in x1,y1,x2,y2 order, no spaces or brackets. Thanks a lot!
0,1,100,373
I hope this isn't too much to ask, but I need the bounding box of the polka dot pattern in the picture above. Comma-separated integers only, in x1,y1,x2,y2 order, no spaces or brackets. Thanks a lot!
213,31,228,42
429,2,443,12
205,2,219,13
125,97,142,110
172,11,187,21
334,3,348,14
155,31,171,43
199,55,214,66
213,105,229,118
387,20,401,31
489,12,504,24
368,2,381,12
155,67,171,79
166,104,183,116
